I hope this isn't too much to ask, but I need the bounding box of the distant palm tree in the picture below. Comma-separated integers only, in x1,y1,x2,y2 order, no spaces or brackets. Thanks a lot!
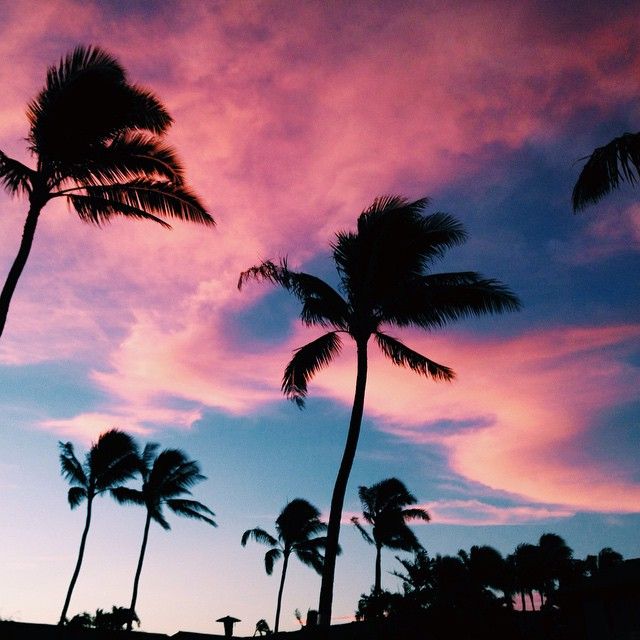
111,445,216,630
239,196,521,625
351,478,429,595
538,533,573,605
508,543,541,611
572,132,640,211
58,428,140,625
241,498,328,633
0,45,213,338
458,545,508,604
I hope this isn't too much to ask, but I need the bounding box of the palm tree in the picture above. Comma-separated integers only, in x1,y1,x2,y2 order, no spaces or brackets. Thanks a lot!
241,498,328,633
58,428,140,625
572,132,640,211
508,543,541,611
0,45,213,338
459,545,509,604
238,195,521,625
537,533,573,605
351,478,429,595
111,445,216,630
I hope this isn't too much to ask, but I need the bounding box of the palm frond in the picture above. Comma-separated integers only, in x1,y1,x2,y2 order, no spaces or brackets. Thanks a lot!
57,133,185,187
89,429,140,492
149,450,206,497
239,260,349,328
264,547,283,575
110,486,145,505
282,332,343,407
375,332,454,381
67,486,87,509
64,179,213,226
165,498,217,526
0,151,35,196
294,547,324,575
141,442,160,475
351,516,374,545
241,527,278,548
573,132,640,211
67,192,172,227
58,441,87,487
401,507,431,523
149,505,171,530
276,498,326,543
385,272,521,329
27,46,171,161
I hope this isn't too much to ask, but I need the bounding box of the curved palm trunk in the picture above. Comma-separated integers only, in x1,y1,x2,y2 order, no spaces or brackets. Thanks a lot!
127,511,152,631
318,340,368,627
274,551,290,633
59,496,93,625
374,542,382,595
0,204,42,338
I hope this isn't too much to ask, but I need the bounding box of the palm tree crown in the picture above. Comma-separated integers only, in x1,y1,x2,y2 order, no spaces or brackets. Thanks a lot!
58,428,140,625
239,195,521,625
0,45,214,338
112,445,216,629
352,478,430,594
241,498,328,633
572,131,640,211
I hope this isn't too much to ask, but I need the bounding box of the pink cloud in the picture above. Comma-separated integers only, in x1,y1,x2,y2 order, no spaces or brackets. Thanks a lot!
423,500,576,526
308,325,640,513
0,0,638,363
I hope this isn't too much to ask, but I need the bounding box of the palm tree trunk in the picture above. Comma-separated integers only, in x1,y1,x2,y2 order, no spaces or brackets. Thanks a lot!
529,590,536,611
0,203,42,338
318,339,368,628
374,543,382,595
127,511,152,631
59,496,93,625
520,590,526,611
274,551,290,633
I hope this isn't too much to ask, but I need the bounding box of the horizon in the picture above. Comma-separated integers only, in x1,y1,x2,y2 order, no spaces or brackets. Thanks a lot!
0,0,639,636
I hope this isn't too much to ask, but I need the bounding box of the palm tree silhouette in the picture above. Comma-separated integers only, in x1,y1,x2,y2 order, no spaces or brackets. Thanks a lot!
0,45,213,338
538,533,573,605
458,545,511,607
111,444,216,630
58,428,140,625
239,195,521,625
351,478,429,595
572,132,640,211
241,498,328,633
508,543,541,611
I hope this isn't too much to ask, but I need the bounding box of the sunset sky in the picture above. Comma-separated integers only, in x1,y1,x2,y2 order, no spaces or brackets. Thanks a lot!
0,0,639,635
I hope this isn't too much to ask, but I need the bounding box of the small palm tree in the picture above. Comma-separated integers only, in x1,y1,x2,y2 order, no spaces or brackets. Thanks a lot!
239,196,521,625
241,498,328,633
0,45,213,338
58,428,140,625
111,445,216,630
572,132,640,211
351,478,429,595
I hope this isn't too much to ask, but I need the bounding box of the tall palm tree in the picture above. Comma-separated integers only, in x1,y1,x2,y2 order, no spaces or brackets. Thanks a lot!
351,478,429,595
111,445,216,630
0,45,213,338
238,195,521,625
58,428,140,625
572,132,640,211
241,498,328,633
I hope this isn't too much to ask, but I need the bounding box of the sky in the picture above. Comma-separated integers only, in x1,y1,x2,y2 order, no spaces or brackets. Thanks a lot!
0,0,639,635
